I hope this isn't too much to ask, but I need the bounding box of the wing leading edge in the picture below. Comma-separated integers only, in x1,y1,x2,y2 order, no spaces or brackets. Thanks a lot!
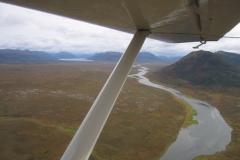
1,0,240,43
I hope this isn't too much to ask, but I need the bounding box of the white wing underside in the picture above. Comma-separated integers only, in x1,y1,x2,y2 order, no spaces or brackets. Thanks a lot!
1,0,240,43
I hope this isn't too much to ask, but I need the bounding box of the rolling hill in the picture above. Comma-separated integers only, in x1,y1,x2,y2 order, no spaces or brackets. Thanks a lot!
156,50,240,87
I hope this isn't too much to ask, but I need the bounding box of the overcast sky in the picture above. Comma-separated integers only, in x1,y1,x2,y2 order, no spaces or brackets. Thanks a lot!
0,2,240,57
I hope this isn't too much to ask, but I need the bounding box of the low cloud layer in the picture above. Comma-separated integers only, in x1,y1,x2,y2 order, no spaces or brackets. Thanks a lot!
0,2,240,56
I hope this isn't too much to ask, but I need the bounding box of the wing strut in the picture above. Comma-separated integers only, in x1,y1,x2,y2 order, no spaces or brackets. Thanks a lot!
61,30,149,160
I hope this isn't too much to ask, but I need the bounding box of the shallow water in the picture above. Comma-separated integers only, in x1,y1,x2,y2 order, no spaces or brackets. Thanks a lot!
128,67,232,160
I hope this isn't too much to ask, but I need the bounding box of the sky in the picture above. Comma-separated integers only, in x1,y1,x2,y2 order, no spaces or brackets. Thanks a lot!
0,2,240,57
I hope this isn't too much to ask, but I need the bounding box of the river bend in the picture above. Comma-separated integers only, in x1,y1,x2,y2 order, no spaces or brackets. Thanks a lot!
128,67,232,160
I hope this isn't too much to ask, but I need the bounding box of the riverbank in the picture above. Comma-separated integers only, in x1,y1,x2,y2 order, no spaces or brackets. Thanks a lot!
147,66,240,160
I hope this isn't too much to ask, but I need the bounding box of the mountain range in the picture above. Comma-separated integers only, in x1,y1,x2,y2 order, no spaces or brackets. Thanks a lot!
0,49,92,63
0,49,55,62
88,51,122,61
0,49,180,62
156,50,240,87
50,52,92,59
1,48,240,68
88,51,161,62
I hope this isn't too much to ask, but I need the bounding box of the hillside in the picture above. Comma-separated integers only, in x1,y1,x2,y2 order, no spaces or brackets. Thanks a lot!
156,50,240,87
215,51,240,67
0,49,55,62
88,51,160,62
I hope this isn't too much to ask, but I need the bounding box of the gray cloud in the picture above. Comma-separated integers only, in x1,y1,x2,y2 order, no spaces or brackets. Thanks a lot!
1,15,27,27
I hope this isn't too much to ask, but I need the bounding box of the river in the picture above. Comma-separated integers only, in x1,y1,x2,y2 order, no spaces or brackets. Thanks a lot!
128,66,232,160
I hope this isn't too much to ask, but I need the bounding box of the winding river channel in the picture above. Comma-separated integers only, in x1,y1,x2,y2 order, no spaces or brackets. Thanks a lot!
128,67,232,160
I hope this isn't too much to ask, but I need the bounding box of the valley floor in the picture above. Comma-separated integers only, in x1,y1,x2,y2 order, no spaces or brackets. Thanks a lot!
0,62,192,160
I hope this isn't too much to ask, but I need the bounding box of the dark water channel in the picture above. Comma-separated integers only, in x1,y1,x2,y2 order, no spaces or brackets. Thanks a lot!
128,67,232,160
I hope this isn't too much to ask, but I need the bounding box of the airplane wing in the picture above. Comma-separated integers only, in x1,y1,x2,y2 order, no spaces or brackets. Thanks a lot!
1,0,240,43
